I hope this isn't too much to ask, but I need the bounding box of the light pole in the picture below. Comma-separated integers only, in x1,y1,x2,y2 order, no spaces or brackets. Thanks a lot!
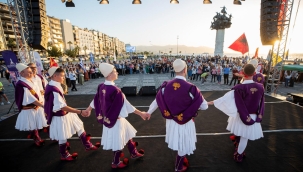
177,35,179,57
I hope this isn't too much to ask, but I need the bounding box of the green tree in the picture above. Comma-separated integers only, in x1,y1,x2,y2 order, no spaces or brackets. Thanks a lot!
47,46,62,57
65,49,77,58
67,41,73,50
6,38,16,51
83,46,87,56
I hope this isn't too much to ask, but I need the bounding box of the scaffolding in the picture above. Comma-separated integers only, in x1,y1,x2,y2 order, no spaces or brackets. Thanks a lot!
265,0,294,94
7,0,33,63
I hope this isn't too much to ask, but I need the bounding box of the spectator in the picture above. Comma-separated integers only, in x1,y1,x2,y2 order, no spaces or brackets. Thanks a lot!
211,66,217,82
201,72,209,85
0,81,10,105
223,65,230,85
229,66,239,86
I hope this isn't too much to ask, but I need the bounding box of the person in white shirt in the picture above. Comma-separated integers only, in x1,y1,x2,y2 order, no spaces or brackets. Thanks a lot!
69,68,77,91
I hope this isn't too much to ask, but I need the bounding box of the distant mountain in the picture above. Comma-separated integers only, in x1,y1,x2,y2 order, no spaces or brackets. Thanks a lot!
135,45,214,55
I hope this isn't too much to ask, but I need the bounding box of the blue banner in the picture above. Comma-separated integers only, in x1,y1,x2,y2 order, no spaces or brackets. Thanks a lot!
2,50,20,82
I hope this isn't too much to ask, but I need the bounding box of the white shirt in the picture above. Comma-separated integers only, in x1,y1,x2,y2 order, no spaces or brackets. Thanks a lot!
147,75,208,115
69,72,77,80
20,77,40,105
49,80,67,112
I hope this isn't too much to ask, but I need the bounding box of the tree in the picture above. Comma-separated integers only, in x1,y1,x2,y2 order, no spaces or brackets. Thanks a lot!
67,41,73,50
74,45,80,56
83,46,87,56
6,38,16,51
47,46,62,57
65,49,77,58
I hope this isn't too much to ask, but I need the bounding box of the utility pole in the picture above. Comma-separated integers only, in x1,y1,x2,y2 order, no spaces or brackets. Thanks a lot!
177,35,179,57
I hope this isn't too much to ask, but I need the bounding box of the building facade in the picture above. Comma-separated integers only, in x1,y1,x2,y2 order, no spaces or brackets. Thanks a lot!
60,19,74,51
47,16,64,51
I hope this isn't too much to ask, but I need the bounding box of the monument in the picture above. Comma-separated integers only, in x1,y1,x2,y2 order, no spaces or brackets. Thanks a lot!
210,6,232,57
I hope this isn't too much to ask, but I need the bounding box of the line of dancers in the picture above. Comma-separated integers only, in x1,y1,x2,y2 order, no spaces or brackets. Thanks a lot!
14,58,264,172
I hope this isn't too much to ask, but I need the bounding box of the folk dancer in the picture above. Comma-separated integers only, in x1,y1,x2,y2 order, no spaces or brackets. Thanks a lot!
27,63,49,133
83,63,148,169
44,67,100,161
208,64,265,162
248,58,265,84
15,63,47,146
146,59,208,172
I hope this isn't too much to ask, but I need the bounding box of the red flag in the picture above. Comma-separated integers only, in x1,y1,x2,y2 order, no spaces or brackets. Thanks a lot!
228,33,249,55
50,57,58,67
253,47,259,58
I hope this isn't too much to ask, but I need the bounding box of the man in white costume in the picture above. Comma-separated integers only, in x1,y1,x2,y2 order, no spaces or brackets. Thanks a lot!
208,64,265,162
83,63,148,169
44,67,100,161
146,59,208,172
27,62,49,133
15,63,47,146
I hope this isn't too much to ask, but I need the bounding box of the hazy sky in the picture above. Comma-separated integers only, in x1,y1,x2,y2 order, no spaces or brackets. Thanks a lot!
2,0,303,55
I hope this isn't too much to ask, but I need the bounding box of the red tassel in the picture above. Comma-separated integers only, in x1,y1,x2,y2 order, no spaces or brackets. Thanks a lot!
183,157,189,167
138,149,145,155
43,127,48,133
230,135,236,142
123,158,129,165
120,152,125,158
86,134,91,141
27,134,32,139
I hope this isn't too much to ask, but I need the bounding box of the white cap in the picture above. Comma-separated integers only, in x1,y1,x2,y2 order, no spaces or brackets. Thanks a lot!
16,63,29,73
248,59,258,68
173,59,186,72
99,63,114,77
48,67,58,77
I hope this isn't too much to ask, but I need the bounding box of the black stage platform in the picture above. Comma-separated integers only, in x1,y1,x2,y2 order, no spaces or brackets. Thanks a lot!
0,91,302,172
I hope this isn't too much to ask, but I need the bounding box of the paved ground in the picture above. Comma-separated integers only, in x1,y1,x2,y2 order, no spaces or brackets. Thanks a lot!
1,72,302,118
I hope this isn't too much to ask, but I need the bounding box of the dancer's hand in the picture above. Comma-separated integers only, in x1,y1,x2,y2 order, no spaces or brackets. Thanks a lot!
207,101,214,105
146,113,151,120
81,110,90,117
139,112,149,120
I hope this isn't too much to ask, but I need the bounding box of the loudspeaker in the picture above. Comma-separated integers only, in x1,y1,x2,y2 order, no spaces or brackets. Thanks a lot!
260,0,281,45
139,86,156,96
27,0,48,50
121,87,137,96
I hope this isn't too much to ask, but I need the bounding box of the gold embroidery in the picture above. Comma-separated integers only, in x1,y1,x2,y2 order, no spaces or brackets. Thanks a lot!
257,77,262,82
172,82,181,90
177,113,183,121
258,114,262,119
102,89,106,94
97,114,103,120
246,116,251,122
250,88,258,94
30,89,36,95
164,110,170,117
104,117,110,124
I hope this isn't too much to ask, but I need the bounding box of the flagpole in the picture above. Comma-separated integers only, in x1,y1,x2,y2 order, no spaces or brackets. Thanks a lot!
264,45,274,92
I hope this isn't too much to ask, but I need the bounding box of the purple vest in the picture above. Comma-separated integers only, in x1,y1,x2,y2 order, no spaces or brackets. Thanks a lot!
253,73,264,84
232,82,265,125
156,78,203,124
15,80,39,112
94,83,124,128
44,84,67,125
36,74,46,90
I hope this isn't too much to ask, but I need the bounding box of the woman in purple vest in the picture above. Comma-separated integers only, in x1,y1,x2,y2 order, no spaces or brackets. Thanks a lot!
83,63,148,169
208,64,265,162
15,63,47,147
44,67,100,161
146,59,209,172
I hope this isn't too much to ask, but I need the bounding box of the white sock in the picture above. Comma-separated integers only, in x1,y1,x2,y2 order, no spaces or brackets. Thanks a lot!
237,137,248,154
58,139,67,144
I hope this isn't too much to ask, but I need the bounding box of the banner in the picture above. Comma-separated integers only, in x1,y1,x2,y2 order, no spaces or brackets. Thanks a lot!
89,52,94,63
2,50,20,82
32,51,44,75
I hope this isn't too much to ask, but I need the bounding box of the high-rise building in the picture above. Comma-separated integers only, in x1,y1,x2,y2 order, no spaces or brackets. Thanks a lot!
60,19,74,51
73,26,93,56
47,16,64,51
0,2,19,52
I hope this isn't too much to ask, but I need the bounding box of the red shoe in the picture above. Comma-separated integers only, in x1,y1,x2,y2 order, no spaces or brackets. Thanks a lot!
85,142,101,151
61,153,78,161
233,152,246,162
183,157,189,167
176,166,187,172
131,152,144,159
111,160,128,169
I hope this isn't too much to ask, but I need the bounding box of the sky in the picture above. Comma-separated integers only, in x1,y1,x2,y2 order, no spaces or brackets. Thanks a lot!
2,0,303,56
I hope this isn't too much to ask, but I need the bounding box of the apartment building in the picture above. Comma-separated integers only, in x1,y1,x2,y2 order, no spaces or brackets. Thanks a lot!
47,16,64,51
73,26,94,56
0,2,19,52
60,19,74,51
